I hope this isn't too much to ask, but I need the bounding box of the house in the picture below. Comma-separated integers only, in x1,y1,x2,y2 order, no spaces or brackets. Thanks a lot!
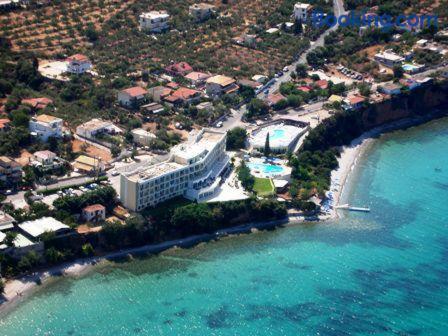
189,3,215,22
196,101,214,113
184,71,211,87
139,11,170,33
0,211,15,231
82,204,106,223
415,39,428,47
165,87,202,105
344,96,366,110
266,93,286,106
19,217,70,239
0,233,44,259
141,102,165,115
165,62,193,77
374,51,405,67
166,82,179,90
118,86,148,107
237,79,263,90
315,79,329,90
31,150,63,172
297,85,312,93
252,75,268,83
131,128,157,146
233,33,257,48
73,155,105,175
76,118,122,139
378,83,401,95
328,94,343,103
399,78,421,90
273,179,289,193
66,54,92,74
206,75,239,97
0,118,10,132
293,2,313,21
21,97,53,109
147,86,173,103
0,156,22,187
29,114,63,141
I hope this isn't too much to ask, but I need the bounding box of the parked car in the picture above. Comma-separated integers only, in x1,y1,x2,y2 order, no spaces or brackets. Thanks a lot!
111,170,120,176
283,66,289,72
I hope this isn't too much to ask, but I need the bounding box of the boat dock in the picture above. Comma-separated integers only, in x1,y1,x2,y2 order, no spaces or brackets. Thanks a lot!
334,204,371,212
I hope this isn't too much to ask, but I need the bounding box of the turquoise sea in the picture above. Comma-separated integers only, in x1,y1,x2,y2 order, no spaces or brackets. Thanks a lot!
1,118,448,335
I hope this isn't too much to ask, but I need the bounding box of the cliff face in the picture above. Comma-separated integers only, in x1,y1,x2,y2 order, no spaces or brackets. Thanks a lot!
362,83,448,128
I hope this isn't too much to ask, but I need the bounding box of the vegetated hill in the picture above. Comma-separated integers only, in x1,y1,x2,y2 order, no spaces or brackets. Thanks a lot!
0,0,331,78
0,0,137,56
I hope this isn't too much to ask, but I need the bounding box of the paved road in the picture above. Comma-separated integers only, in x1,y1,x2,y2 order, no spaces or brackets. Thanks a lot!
219,0,347,132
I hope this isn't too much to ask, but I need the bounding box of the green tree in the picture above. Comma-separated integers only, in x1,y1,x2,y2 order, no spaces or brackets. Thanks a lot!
295,64,308,78
4,231,17,247
226,127,247,150
393,65,404,79
237,161,255,192
264,132,271,157
245,98,269,119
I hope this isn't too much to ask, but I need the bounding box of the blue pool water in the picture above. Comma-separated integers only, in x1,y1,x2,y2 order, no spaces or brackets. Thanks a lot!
402,63,419,72
247,162,284,175
268,129,286,141
1,117,448,335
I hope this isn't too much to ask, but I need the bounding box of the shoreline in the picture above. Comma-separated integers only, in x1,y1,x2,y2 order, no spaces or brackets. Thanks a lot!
2,111,447,314
329,110,448,218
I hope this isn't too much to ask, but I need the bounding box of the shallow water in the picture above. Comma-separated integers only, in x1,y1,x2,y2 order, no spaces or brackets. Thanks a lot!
1,118,448,335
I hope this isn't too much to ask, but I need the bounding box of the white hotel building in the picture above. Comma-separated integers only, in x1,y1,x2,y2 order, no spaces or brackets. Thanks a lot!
120,129,229,211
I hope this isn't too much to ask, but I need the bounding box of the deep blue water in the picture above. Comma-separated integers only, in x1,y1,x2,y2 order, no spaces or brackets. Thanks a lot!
1,118,448,335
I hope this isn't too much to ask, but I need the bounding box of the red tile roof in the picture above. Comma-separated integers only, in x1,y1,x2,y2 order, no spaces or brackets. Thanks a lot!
315,79,328,89
67,54,90,62
122,86,148,97
165,62,193,75
22,97,53,109
83,204,105,212
0,118,10,129
297,85,312,92
267,93,285,105
166,82,179,89
349,96,365,105
172,87,201,100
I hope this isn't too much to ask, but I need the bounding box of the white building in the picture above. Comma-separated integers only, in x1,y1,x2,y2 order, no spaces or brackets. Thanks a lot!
139,11,170,33
374,51,405,67
0,211,15,231
120,129,229,211
66,54,92,74
31,150,63,171
29,114,63,142
293,3,312,21
76,118,122,139
189,3,216,22
19,217,70,239
131,128,156,146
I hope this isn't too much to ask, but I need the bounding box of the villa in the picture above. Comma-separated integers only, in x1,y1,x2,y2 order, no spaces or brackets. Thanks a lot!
66,54,92,74
165,62,193,77
374,51,404,67
189,3,216,22
378,83,401,95
139,11,170,33
76,118,122,140
120,129,229,211
0,156,22,187
21,97,53,110
206,75,239,97
31,150,63,172
293,2,313,21
82,204,106,223
73,155,105,175
29,114,63,142
164,87,202,106
131,128,156,146
118,86,148,107
184,71,211,87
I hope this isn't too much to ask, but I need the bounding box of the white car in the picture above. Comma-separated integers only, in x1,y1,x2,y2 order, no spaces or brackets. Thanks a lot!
111,170,120,176
283,66,289,72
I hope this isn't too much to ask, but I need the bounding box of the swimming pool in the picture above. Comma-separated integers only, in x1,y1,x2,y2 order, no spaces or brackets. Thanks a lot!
268,129,286,141
402,63,423,72
248,162,284,175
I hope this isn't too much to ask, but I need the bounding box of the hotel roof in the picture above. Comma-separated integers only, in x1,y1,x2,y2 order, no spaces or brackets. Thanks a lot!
206,75,235,86
19,217,69,238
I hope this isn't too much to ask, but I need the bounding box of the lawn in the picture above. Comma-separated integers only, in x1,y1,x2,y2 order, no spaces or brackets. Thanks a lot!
253,177,275,196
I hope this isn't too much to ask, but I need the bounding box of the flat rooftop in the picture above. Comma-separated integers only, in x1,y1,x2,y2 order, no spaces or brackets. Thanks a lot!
127,161,185,182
